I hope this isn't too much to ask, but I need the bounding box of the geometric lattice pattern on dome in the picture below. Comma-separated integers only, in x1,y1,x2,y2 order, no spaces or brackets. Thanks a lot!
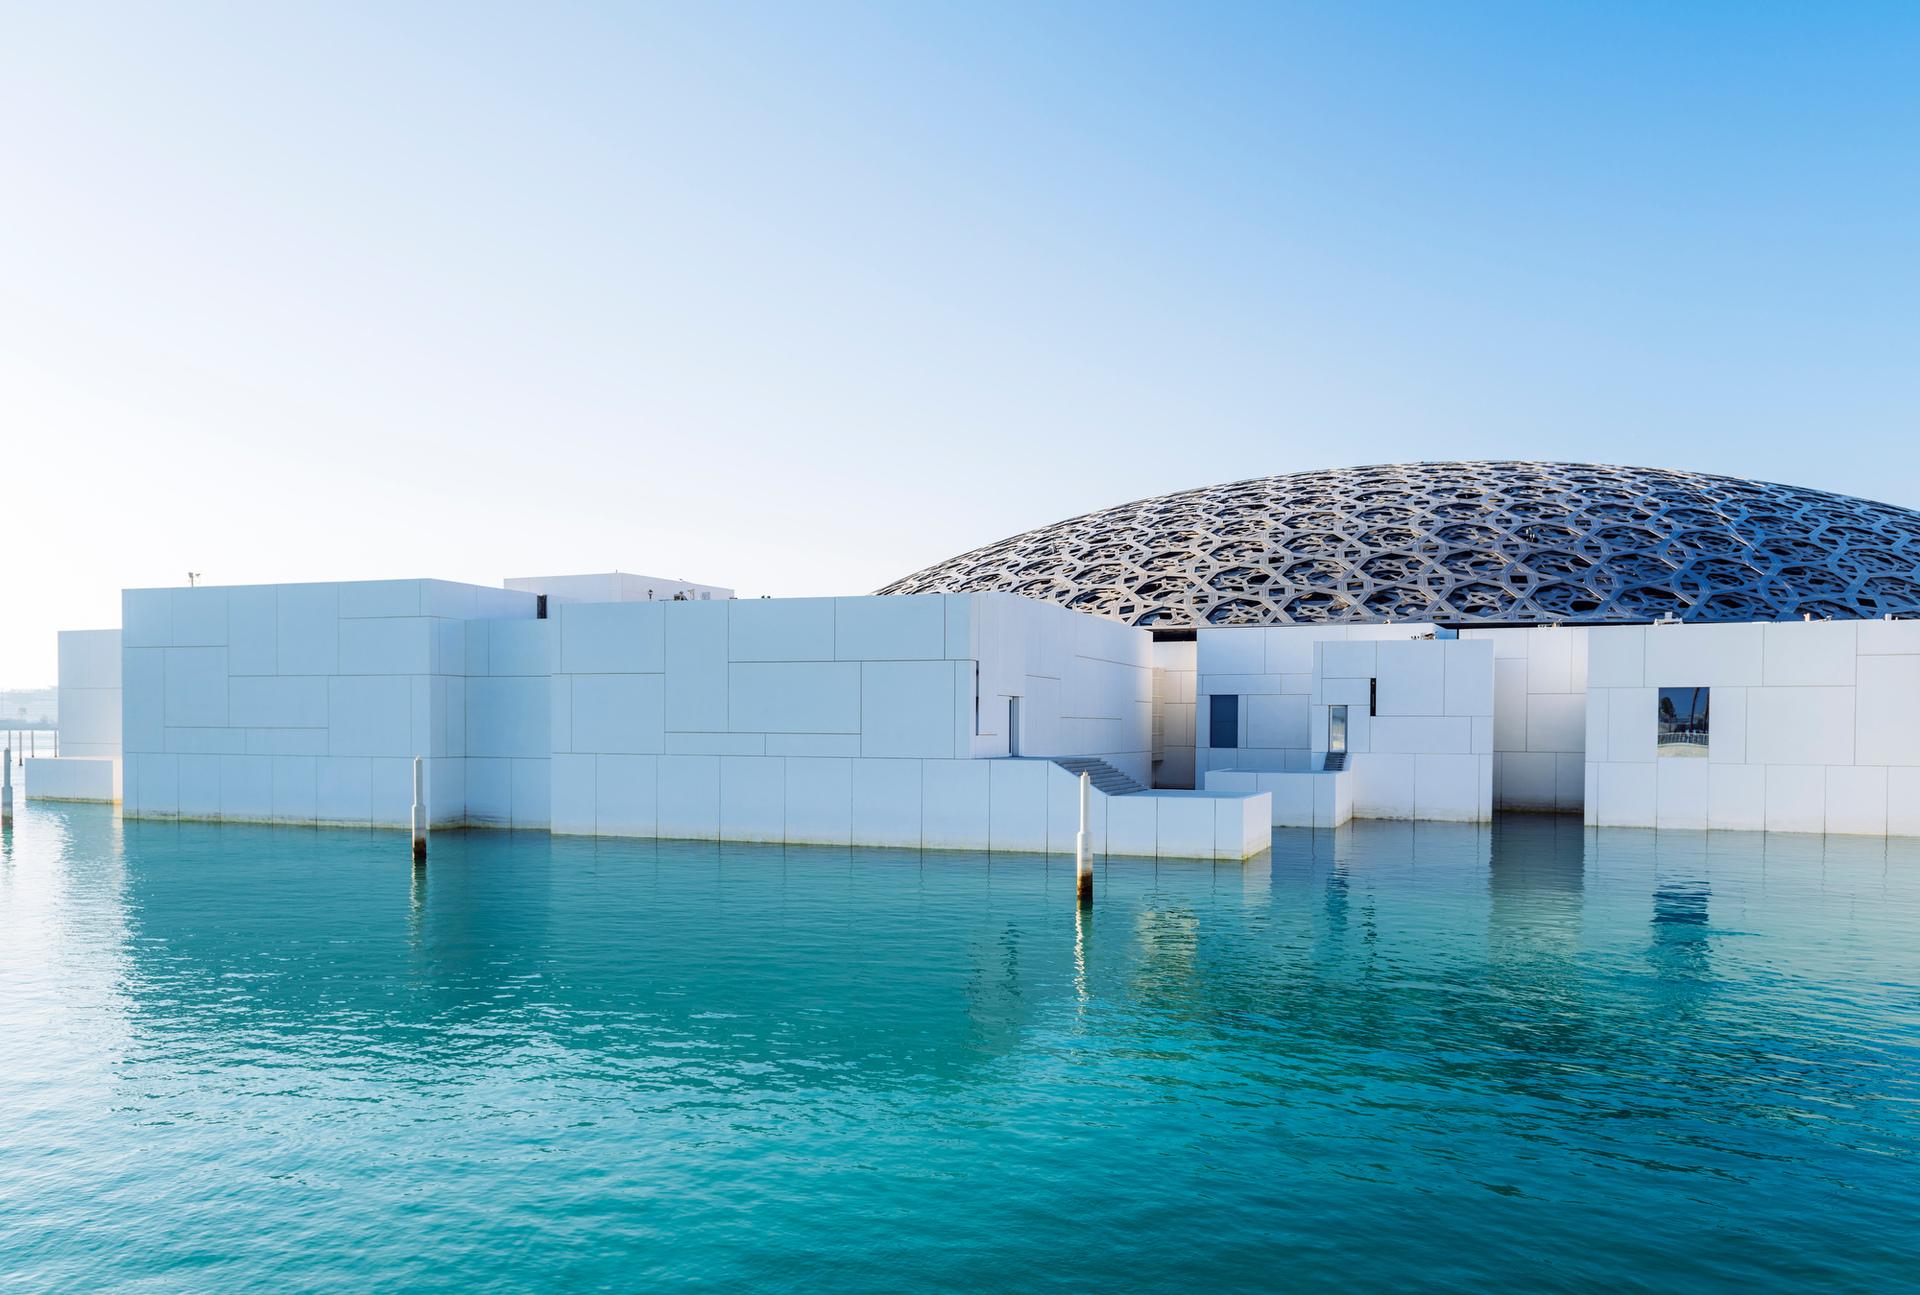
876,461,1920,628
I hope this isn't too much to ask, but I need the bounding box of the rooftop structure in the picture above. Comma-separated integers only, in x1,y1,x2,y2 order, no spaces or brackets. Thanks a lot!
878,461,1920,628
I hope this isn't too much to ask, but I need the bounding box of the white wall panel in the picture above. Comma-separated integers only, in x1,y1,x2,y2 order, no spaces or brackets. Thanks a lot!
1353,753,1415,819
226,588,277,675
944,594,975,660
766,733,863,757
1763,622,1856,687
663,732,764,755
58,689,121,754
277,584,340,675
730,598,835,661
1198,628,1265,676
835,596,944,661
1606,688,1656,762
1826,766,1888,836
921,759,989,848
1595,762,1656,828
664,602,728,732
24,758,118,802
327,676,412,757
861,661,958,758
657,755,721,839
1370,717,1473,754
1858,620,1920,655
272,756,319,822
244,727,327,756
122,589,172,648
1587,627,1645,688
467,676,550,758
784,757,853,845
177,754,221,817
1763,765,1826,833
137,753,179,816
1105,793,1157,856
720,756,785,842
1889,768,1920,837
60,628,123,689
230,676,329,729
1491,658,1527,753
167,727,247,755
1644,622,1762,688
1443,641,1494,717
570,674,665,755
1320,641,1376,680
851,758,922,847
163,648,228,728
339,580,421,619
729,662,861,734
1707,763,1765,831
170,588,228,647
220,754,273,820
561,602,664,675
338,618,432,675
1524,628,1575,693
987,759,1048,852
1655,759,1709,830
1376,641,1444,716
1244,693,1309,750
465,757,513,827
1499,753,1557,811
1526,694,1586,754
1707,687,1747,763
1153,796,1215,857
550,753,597,835
487,620,553,677
1746,687,1854,766
595,754,658,836
511,758,551,829
1856,655,1920,766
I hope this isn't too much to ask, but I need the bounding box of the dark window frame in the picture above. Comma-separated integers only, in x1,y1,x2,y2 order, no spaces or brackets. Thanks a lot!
1209,693,1240,749
1657,686,1710,756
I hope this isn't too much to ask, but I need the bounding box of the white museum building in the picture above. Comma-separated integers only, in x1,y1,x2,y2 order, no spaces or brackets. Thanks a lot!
26,462,1920,848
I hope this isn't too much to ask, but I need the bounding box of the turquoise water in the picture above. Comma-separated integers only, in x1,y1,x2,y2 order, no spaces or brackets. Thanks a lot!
3,806,1919,1293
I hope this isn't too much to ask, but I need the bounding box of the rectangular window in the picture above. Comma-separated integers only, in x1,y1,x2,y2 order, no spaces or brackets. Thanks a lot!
1369,677,1377,717
1210,694,1239,749
1657,687,1710,757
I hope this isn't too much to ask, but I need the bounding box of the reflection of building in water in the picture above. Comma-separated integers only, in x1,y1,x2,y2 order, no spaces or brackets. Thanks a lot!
1132,905,1201,1003
1488,814,1585,957
1650,878,1713,985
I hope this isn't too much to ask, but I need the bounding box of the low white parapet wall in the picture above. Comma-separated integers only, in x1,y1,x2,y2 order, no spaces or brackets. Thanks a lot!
24,757,120,803
552,755,1271,861
1108,787,1273,860
1204,768,1351,829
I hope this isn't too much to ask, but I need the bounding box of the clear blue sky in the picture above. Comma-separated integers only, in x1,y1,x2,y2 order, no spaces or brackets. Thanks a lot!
5,2,1917,681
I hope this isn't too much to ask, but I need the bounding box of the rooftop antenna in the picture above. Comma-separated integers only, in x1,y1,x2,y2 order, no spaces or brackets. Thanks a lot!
187,572,202,587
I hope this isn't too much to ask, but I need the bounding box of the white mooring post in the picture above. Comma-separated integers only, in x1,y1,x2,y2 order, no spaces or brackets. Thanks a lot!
1075,771,1092,904
410,756,426,864
2,746,12,826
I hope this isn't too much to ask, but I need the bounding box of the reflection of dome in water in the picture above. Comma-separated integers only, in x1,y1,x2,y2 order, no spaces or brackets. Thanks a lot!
878,461,1920,628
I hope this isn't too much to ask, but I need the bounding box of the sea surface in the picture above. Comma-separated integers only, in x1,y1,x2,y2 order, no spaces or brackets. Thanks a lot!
3,804,1918,1293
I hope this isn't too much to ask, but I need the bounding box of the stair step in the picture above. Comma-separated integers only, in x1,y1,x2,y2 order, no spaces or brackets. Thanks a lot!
1049,755,1145,795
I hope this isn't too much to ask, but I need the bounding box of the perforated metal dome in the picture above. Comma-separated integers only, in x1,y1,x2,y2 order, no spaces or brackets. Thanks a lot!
877,461,1920,627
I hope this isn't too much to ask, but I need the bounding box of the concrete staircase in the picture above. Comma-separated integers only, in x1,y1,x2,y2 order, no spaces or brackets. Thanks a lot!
1051,755,1146,796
